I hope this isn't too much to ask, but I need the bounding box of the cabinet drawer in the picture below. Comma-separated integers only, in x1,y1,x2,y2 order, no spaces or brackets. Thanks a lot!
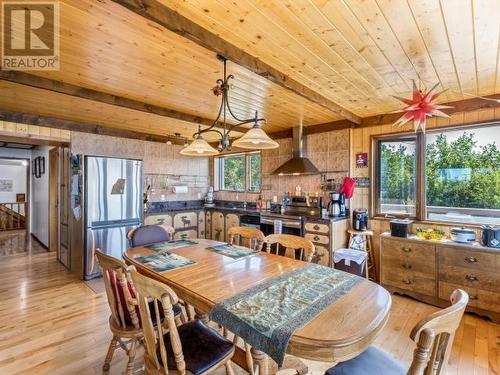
439,282,500,313
438,246,498,273
382,237,435,265
382,256,435,278
305,233,329,245
305,222,330,234
173,212,197,229
173,229,197,240
382,268,436,296
314,245,330,267
439,265,500,292
145,214,172,226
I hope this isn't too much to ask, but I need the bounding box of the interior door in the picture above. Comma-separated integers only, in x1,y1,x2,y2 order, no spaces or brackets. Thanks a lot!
49,148,59,252
58,147,70,268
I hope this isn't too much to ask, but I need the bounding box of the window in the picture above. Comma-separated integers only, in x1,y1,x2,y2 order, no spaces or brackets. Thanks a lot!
373,123,500,224
214,151,261,192
425,126,500,224
376,137,417,216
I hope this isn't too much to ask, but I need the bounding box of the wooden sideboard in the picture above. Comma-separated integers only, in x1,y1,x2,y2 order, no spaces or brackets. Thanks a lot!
380,233,500,323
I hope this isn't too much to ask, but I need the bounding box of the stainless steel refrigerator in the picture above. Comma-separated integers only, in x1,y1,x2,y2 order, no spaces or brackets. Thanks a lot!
84,156,143,280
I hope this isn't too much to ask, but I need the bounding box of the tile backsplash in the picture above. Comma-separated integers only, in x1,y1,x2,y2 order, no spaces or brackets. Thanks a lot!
214,128,350,203
70,132,209,201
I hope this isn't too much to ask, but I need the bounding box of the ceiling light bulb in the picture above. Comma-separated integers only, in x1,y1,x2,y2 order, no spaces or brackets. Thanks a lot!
166,140,172,145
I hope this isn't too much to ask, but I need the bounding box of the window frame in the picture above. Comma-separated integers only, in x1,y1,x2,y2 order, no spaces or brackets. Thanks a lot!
214,151,262,193
371,132,424,220
371,122,499,224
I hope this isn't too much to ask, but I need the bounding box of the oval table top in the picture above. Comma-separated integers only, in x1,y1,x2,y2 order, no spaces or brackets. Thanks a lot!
124,238,391,365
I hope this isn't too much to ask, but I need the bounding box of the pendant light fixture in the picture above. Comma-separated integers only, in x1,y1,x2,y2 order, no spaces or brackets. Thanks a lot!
180,55,278,156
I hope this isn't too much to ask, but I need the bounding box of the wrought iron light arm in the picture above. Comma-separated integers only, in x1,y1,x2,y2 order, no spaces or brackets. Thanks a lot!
193,56,266,150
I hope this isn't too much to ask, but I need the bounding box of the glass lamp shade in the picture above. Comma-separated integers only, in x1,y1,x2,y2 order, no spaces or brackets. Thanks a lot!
180,135,219,156
232,127,279,149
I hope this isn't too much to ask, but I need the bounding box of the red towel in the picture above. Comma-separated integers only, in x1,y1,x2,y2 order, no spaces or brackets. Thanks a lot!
339,177,356,199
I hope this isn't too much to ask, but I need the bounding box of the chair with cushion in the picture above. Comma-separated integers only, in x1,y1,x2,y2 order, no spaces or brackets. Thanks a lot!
129,266,236,375
227,226,265,251
325,289,468,375
127,224,175,247
264,234,316,263
96,250,184,374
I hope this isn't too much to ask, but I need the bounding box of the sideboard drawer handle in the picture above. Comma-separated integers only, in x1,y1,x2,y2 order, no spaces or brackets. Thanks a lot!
402,263,412,269
465,256,478,263
465,274,478,281
313,224,320,231
401,247,412,253
469,295,478,300
402,278,413,285
314,235,320,241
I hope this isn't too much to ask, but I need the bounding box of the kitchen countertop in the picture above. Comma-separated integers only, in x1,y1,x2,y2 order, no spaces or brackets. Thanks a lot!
146,201,349,223
381,232,499,253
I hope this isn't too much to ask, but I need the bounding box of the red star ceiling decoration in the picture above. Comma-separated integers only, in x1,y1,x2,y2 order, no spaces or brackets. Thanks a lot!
392,81,453,132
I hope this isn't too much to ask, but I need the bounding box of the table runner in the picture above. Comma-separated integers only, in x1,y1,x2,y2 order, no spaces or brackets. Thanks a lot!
144,239,197,253
209,263,363,366
134,252,195,272
205,243,259,259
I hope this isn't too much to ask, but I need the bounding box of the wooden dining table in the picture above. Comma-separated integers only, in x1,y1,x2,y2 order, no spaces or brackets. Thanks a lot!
124,238,392,374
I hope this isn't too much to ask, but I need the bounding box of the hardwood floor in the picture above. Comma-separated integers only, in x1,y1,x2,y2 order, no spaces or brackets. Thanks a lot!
0,231,498,375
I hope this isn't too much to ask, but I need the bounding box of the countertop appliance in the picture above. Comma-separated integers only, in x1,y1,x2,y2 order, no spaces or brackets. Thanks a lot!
450,227,476,243
390,219,413,238
328,193,341,217
352,208,368,231
481,225,500,248
84,156,143,280
260,195,322,236
328,192,347,218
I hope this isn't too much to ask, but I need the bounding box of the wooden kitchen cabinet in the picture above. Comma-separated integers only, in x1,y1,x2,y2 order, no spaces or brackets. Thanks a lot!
225,213,240,240
173,212,197,230
144,213,173,226
198,211,205,238
380,234,500,322
211,211,225,242
304,219,348,267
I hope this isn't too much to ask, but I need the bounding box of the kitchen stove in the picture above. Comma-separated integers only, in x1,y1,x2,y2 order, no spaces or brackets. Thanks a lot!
260,195,322,235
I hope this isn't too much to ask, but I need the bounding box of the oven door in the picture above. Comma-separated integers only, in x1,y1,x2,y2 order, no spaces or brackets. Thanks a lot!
260,217,303,236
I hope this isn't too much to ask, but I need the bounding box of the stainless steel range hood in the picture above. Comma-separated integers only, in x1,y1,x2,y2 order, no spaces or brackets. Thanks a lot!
272,125,320,175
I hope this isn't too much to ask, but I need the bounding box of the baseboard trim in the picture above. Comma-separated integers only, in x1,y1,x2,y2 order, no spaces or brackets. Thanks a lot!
30,233,49,250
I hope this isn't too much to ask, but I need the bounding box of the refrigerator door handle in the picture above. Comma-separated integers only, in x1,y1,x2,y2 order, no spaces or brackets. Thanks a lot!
89,229,96,275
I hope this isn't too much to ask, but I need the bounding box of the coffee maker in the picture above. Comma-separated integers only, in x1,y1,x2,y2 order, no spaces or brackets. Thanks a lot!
328,192,346,217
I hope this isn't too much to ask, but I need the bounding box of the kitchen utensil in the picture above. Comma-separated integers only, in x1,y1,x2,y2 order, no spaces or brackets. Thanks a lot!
450,227,476,243
481,225,500,248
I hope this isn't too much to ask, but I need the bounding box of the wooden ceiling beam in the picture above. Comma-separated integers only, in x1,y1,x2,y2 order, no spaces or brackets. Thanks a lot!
0,71,248,134
360,94,500,128
111,0,361,125
269,119,356,139
0,110,187,145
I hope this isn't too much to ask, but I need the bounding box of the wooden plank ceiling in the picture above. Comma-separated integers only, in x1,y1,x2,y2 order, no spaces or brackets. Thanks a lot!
166,0,500,116
1,0,499,140
0,0,341,140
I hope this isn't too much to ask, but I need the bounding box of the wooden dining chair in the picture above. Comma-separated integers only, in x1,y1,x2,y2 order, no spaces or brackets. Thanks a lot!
227,226,265,251
264,234,316,263
127,224,175,247
129,266,236,375
325,289,469,375
96,250,185,374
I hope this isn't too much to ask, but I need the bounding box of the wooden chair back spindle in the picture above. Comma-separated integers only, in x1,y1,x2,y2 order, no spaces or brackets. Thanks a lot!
129,266,185,374
264,234,315,263
227,226,265,251
407,289,468,375
96,249,140,329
